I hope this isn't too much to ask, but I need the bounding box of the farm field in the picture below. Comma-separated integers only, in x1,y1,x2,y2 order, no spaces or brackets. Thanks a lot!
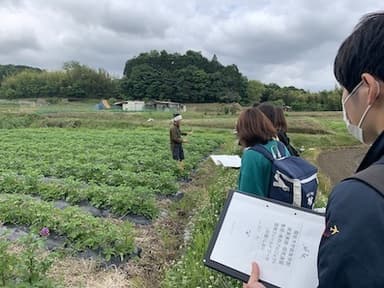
0,100,366,287
0,100,234,286
0,128,224,216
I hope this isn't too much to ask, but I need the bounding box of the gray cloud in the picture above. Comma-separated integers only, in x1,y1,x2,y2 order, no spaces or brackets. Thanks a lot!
0,32,40,54
0,0,383,91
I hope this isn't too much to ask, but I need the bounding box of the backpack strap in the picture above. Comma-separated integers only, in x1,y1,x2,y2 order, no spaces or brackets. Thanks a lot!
250,141,287,161
346,163,384,197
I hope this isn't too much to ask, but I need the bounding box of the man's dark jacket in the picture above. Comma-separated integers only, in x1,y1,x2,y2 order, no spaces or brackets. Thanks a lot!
318,131,384,287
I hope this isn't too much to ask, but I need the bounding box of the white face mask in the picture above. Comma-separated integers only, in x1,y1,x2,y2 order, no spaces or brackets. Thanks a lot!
342,81,380,144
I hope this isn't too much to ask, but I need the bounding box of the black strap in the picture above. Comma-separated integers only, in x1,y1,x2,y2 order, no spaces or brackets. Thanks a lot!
277,131,300,157
347,164,384,196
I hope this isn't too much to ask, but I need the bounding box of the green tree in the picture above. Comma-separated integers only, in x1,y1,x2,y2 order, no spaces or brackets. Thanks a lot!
0,64,42,84
0,62,117,99
62,61,116,99
247,80,265,104
122,50,247,103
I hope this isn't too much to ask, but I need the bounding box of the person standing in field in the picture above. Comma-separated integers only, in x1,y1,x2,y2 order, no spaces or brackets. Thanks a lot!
245,11,384,288
170,113,188,170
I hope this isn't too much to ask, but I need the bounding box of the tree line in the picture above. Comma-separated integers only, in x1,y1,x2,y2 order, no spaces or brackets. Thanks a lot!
0,62,117,100
0,51,342,111
0,64,42,83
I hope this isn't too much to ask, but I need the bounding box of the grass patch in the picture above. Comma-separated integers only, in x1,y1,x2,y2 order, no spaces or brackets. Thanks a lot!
162,139,242,288
162,167,241,288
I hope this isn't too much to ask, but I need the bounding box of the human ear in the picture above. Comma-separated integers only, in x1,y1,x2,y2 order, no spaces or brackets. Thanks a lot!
361,73,381,105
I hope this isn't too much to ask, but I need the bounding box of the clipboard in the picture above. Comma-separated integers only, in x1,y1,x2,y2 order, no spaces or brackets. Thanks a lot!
204,190,325,288
210,155,241,168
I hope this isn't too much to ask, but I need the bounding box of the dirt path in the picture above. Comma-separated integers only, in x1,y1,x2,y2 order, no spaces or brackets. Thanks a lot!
317,146,369,187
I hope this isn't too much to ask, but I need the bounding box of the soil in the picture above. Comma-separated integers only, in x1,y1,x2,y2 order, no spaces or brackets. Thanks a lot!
317,146,369,187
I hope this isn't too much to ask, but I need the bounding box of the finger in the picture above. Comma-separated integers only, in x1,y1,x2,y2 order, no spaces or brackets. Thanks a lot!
248,262,260,283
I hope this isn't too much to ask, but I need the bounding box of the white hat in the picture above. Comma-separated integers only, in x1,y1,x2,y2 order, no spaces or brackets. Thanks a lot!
173,114,182,122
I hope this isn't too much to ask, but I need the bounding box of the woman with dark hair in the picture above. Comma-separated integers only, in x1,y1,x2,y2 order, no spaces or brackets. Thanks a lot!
274,106,288,132
275,106,300,156
257,103,300,157
236,108,290,196
254,102,276,125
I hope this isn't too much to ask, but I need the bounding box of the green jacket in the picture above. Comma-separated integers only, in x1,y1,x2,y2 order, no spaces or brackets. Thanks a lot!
238,140,290,197
169,124,186,148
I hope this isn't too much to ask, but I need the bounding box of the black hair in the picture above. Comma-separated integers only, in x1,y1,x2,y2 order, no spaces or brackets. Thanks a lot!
334,12,384,92
173,113,180,118
257,102,276,126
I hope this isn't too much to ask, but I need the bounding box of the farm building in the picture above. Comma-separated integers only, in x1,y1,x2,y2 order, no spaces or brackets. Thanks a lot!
146,101,186,112
114,101,145,111
113,100,186,112
283,105,292,111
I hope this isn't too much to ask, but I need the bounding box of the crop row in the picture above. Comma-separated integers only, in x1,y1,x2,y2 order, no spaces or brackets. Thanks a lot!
0,128,222,183
0,173,158,219
0,193,134,260
0,128,225,217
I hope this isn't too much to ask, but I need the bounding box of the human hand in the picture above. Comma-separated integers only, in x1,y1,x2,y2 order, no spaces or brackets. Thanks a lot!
243,262,265,288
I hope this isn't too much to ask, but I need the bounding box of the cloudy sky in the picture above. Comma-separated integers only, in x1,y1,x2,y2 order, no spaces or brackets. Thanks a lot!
0,0,382,91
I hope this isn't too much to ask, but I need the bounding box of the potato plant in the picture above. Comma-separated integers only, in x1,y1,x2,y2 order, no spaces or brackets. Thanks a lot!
0,128,223,218
0,127,225,265
0,194,134,260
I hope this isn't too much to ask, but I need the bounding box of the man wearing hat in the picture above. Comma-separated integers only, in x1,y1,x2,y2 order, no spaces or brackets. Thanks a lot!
170,113,188,170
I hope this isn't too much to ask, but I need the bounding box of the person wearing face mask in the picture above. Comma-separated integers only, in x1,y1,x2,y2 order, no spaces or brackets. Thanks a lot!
244,11,384,288
342,80,381,143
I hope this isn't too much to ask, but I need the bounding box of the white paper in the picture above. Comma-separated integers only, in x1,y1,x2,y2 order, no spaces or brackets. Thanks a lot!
210,155,241,168
210,192,324,288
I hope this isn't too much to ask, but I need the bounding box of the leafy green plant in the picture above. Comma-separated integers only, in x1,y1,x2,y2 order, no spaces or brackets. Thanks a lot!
17,232,56,286
0,194,135,259
0,128,225,218
0,229,60,288
0,235,16,286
